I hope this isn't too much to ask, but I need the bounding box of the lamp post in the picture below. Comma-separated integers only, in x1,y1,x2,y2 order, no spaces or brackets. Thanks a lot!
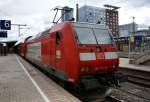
11,24,27,37
128,34,131,59
19,27,30,37
129,16,135,59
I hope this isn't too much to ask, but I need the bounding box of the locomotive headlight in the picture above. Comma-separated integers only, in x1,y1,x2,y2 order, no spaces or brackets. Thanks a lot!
80,53,96,61
112,65,116,68
81,67,85,72
86,67,90,71
104,52,118,59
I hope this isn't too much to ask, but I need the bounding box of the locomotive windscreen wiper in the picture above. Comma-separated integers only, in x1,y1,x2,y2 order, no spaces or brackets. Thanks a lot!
92,28,99,45
73,30,82,44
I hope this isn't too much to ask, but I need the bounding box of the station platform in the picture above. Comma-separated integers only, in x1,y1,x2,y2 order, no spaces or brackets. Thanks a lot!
119,58,150,72
0,54,81,102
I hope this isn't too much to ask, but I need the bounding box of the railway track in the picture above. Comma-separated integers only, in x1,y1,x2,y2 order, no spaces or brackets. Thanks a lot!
128,75,150,87
118,68,150,88
119,87,150,100
84,94,124,102
105,95,124,102
109,87,150,102
72,90,124,102
106,68,150,102
84,81,150,102
70,88,109,102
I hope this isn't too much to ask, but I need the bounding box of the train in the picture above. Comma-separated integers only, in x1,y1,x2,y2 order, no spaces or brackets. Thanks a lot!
17,21,127,91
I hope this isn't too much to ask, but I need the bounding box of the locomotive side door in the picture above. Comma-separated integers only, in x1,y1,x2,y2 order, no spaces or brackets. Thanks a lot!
55,32,62,60
49,33,56,67
55,32,63,70
50,32,62,70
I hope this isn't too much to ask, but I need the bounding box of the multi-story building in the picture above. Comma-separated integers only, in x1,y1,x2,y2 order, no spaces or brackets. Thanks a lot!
105,9,119,37
119,23,138,37
78,5,119,37
78,5,106,24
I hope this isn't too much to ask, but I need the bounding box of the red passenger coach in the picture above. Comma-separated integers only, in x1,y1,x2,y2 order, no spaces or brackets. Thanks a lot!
20,21,126,90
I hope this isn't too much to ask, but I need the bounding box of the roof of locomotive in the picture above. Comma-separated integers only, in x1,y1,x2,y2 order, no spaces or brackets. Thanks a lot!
15,36,33,46
72,22,109,29
25,21,110,42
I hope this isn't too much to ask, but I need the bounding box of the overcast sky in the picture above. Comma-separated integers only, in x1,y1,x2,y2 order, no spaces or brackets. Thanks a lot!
0,0,150,41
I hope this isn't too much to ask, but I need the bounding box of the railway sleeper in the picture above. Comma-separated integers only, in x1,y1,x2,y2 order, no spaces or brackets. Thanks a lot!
105,95,124,102
128,77,150,88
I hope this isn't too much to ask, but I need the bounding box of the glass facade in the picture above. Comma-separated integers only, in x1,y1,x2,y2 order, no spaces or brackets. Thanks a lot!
78,6,106,24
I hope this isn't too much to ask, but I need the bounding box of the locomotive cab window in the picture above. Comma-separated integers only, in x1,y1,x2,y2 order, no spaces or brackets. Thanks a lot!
56,32,61,44
73,23,113,45
93,29,113,44
74,27,97,44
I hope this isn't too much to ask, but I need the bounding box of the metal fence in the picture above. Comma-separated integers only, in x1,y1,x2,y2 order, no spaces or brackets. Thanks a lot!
130,36,150,60
116,36,150,60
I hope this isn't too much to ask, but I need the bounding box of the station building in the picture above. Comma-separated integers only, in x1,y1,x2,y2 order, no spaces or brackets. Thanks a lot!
0,39,17,55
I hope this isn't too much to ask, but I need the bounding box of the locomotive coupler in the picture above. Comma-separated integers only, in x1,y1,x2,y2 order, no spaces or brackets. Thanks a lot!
80,75,102,91
114,72,128,86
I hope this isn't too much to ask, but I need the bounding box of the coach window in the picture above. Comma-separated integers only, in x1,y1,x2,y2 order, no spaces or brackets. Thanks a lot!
56,32,61,44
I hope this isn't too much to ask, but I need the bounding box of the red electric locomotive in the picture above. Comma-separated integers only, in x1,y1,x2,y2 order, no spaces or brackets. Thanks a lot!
19,21,126,90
